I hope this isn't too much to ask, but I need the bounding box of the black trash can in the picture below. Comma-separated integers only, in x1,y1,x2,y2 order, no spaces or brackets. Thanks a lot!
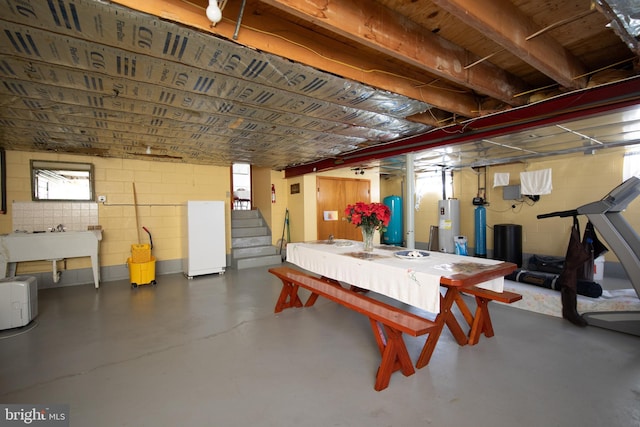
494,224,522,267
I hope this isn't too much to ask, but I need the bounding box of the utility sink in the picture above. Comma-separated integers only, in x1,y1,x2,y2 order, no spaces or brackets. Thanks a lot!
0,230,103,288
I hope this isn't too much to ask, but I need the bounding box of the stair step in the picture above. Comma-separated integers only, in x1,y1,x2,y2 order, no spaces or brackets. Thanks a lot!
232,235,272,248
235,254,283,269
232,218,264,228
231,210,260,219
232,226,268,238
233,245,278,259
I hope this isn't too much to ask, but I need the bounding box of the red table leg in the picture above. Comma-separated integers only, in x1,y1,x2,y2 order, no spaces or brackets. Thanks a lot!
450,293,497,345
467,296,495,345
415,287,468,369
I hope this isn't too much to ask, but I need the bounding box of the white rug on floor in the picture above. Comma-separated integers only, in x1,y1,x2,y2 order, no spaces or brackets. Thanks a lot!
503,280,640,318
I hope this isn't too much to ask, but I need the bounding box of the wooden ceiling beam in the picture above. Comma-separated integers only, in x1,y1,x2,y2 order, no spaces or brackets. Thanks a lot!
259,0,529,106
431,0,590,89
110,0,481,117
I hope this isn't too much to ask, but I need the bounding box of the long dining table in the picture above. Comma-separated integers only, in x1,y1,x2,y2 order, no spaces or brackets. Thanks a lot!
286,240,517,368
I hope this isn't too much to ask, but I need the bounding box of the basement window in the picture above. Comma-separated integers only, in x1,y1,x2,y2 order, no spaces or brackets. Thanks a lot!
31,160,95,201
416,169,453,197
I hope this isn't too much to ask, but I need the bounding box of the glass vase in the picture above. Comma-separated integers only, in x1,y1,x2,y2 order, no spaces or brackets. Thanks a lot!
361,227,375,252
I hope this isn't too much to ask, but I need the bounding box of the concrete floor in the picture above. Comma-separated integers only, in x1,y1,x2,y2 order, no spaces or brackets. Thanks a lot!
1,264,639,427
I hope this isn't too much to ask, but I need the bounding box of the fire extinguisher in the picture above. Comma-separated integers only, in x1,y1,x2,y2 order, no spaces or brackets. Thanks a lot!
271,184,276,203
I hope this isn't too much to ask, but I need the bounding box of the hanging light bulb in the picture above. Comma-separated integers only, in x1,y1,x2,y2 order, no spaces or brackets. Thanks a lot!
206,0,222,25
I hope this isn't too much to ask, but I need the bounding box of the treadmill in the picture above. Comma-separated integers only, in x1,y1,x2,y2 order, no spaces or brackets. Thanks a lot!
538,176,640,336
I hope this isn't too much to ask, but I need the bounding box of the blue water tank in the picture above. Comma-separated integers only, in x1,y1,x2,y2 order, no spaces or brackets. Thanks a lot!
383,195,403,245
474,205,487,257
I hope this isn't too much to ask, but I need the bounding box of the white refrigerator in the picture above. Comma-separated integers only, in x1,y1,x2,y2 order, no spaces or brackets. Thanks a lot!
183,201,226,278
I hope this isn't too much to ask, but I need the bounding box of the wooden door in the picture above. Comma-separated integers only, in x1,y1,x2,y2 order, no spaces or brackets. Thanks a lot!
317,177,370,240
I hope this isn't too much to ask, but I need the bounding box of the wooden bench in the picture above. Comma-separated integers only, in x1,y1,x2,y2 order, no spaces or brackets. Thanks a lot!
454,286,522,345
269,266,438,391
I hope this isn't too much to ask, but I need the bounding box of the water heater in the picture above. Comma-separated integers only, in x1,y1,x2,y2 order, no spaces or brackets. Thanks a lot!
438,199,460,253
382,195,403,246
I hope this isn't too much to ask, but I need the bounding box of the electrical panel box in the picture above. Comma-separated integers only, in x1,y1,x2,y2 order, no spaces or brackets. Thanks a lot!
503,184,521,200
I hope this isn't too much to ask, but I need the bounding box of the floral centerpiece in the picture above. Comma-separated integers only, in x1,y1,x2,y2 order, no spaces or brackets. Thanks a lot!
344,202,391,252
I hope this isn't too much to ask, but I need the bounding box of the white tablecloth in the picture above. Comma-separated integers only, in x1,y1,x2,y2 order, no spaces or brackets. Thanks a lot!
286,241,505,314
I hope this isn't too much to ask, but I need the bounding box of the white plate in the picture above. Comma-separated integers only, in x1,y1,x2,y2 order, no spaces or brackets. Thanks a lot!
334,240,353,247
394,250,430,259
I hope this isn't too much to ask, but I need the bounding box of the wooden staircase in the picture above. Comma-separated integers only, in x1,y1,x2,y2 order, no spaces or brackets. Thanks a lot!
231,209,283,269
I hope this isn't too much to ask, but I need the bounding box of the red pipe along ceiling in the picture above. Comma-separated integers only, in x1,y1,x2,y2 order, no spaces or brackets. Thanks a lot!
284,76,640,178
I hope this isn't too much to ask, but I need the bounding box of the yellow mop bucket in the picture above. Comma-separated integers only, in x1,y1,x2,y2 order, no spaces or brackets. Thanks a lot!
128,227,156,288
128,255,156,287
130,244,151,263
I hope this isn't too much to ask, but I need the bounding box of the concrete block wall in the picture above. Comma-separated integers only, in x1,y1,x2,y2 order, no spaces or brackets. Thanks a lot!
1,150,231,278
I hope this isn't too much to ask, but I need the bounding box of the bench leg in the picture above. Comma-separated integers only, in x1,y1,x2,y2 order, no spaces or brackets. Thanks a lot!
369,319,414,391
274,281,304,313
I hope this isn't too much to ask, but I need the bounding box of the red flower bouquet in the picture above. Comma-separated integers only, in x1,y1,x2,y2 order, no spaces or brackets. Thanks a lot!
344,202,391,233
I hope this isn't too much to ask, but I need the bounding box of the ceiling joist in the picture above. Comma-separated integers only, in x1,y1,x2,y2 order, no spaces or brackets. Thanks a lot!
430,0,590,89
260,0,529,105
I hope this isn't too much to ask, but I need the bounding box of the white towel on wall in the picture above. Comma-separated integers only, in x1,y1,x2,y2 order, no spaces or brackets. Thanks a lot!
520,169,552,195
493,172,510,187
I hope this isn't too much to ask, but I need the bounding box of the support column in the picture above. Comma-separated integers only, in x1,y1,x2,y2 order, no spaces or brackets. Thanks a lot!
405,153,415,249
